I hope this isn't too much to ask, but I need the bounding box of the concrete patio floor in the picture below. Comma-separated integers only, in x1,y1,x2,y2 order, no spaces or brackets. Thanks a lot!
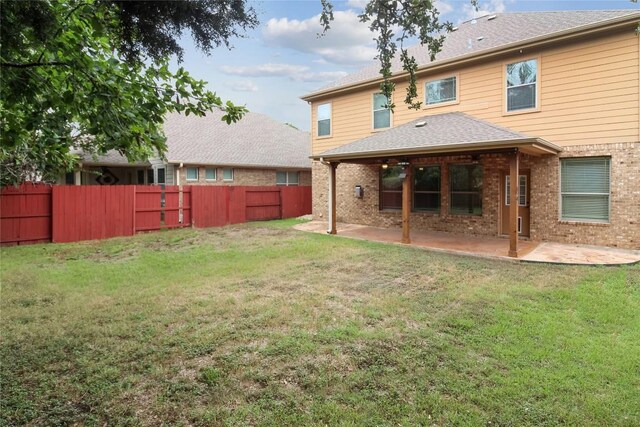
294,221,640,266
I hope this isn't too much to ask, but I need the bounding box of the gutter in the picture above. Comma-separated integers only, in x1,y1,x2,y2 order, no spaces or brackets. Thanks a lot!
165,161,312,170
311,137,563,161
301,12,640,101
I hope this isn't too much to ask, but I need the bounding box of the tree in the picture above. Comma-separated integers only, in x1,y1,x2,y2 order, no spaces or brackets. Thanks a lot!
0,0,257,186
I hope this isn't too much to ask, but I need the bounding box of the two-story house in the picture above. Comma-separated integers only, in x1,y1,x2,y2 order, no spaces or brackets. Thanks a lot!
302,10,640,255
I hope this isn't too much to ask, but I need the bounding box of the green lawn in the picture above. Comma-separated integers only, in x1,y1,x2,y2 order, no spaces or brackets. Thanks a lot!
1,219,639,426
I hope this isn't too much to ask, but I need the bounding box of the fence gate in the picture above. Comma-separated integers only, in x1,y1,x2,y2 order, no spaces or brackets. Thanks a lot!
135,185,191,232
0,184,52,245
245,187,281,221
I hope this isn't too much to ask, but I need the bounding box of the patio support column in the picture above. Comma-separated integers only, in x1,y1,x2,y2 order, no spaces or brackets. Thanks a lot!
508,149,520,258
328,162,338,235
402,163,412,244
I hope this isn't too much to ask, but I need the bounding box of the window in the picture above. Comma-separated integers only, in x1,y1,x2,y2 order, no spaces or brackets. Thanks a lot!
186,167,198,181
413,165,440,212
373,93,391,129
450,164,482,215
147,169,154,185
505,175,527,206
157,167,166,185
276,171,299,186
65,172,75,185
506,59,537,112
205,168,216,181
425,76,457,105
380,166,404,210
137,170,145,184
317,103,331,137
222,168,234,181
561,157,610,222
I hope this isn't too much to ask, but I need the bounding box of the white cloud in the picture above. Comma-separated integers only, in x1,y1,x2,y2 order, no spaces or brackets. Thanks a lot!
219,63,347,83
434,1,453,16
225,80,258,92
220,63,308,77
346,0,368,9
263,10,378,66
462,0,507,21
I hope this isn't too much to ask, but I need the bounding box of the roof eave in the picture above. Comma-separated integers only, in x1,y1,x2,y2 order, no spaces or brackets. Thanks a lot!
301,12,640,102
166,160,312,170
312,137,562,161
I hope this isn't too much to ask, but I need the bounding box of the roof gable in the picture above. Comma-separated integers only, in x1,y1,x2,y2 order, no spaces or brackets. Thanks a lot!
163,109,311,169
306,10,639,97
315,112,561,159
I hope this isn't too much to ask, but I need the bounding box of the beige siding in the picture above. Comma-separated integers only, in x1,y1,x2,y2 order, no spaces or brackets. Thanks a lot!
311,30,640,155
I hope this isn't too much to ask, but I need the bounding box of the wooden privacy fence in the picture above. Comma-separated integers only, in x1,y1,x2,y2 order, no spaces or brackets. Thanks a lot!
0,184,311,245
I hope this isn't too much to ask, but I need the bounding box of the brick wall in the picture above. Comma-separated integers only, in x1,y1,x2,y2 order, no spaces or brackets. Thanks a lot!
312,142,639,249
529,142,639,249
179,166,311,187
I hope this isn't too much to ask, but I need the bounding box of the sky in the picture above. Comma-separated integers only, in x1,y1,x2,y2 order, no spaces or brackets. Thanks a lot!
174,0,639,131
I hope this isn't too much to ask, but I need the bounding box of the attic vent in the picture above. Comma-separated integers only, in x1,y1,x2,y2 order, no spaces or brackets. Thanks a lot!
415,121,427,128
451,26,459,31
477,36,484,41
471,19,477,25
487,14,497,20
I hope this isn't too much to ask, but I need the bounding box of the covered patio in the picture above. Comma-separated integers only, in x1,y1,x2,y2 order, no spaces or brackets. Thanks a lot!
295,221,640,265
315,112,564,258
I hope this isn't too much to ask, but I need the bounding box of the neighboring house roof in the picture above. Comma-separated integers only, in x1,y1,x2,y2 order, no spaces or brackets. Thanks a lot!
76,150,150,167
314,112,562,160
164,109,311,169
303,10,640,99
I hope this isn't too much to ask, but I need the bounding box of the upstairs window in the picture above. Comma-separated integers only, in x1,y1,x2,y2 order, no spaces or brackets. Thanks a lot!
373,93,391,129
561,157,610,222
317,103,331,137
222,168,234,181
413,165,441,212
276,171,300,186
506,59,537,112
425,76,457,105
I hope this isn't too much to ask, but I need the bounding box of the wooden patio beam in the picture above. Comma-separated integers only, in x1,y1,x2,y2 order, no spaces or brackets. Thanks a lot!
508,150,520,257
402,163,412,244
328,162,337,235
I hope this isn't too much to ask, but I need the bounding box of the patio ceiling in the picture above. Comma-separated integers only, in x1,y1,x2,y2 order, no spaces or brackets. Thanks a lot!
313,112,562,162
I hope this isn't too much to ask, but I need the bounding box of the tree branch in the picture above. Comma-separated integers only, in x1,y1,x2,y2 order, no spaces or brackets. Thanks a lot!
1,61,69,69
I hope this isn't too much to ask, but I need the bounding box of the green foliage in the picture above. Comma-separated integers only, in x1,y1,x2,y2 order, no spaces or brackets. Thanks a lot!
321,0,469,111
0,0,255,187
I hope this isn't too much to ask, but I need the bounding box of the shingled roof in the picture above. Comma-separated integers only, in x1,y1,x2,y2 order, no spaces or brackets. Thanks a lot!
304,9,639,98
163,109,311,169
75,150,150,167
315,112,562,160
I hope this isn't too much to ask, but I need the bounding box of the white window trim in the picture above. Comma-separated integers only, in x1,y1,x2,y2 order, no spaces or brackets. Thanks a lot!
222,168,234,182
424,74,459,108
205,168,217,181
559,157,611,224
185,167,199,181
503,57,541,115
372,92,392,131
316,102,332,138
276,171,300,186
